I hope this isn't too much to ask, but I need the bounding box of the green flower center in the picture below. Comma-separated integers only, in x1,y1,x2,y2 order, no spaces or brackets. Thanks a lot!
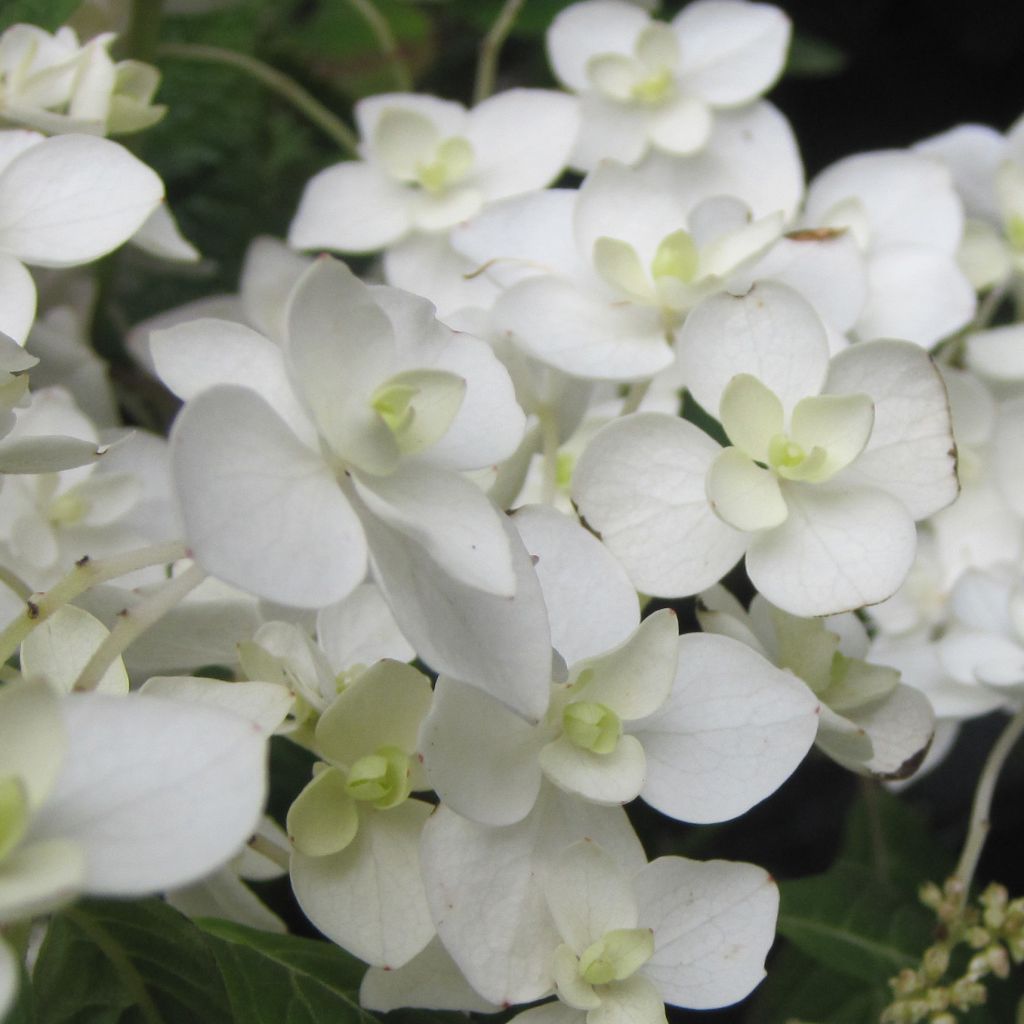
563,701,622,755
345,745,411,809
632,67,673,104
578,929,655,985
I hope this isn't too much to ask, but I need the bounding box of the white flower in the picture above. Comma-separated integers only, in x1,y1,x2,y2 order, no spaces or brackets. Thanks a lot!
546,0,790,171
572,282,959,615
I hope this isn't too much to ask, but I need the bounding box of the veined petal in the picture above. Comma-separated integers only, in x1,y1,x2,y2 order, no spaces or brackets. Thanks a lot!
746,483,917,616
420,677,546,826
544,840,639,953
0,134,162,267
32,693,267,895
171,385,367,609
572,413,747,597
706,448,788,532
674,0,791,107
539,732,646,804
288,162,412,252
718,373,783,462
636,632,818,823
788,392,874,481
353,463,515,597
637,856,777,1009
678,282,830,418
291,799,434,969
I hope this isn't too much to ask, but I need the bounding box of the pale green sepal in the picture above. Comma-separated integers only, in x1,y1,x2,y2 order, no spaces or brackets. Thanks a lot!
788,392,874,481
552,944,600,1010
593,237,651,301
0,778,28,863
346,746,411,809
371,368,466,456
0,682,66,812
815,706,874,765
768,605,838,694
419,137,474,193
588,974,667,1024
586,55,637,102
286,766,359,857
563,702,622,755
635,23,679,74
718,374,783,463
0,936,17,1022
20,605,129,696
579,928,654,985
0,435,107,474
374,109,439,181
569,609,679,721
0,838,86,925
650,231,698,285
822,655,900,713
315,660,433,780
699,212,785,280
706,448,788,533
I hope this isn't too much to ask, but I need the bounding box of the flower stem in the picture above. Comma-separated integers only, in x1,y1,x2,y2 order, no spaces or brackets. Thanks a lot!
473,0,527,105
953,703,1024,905
343,0,412,91
0,542,187,666
73,564,207,692
124,0,165,63
249,832,291,871
156,43,359,155
620,380,651,416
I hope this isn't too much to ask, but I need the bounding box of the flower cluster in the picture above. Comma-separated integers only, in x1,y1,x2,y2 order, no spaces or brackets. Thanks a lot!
1,1,1024,1021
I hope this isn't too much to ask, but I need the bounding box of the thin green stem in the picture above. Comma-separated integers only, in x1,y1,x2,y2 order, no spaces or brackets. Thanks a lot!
0,564,31,603
953,702,1024,904
344,0,411,91
620,380,651,416
73,564,206,692
0,541,187,666
124,0,165,63
249,832,291,872
157,43,359,155
859,776,890,884
473,0,527,105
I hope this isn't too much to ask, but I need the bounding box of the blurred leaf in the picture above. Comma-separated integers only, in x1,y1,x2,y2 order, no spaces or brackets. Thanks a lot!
198,919,372,1024
785,31,848,78
681,389,728,447
33,899,231,1024
778,861,933,984
0,0,80,32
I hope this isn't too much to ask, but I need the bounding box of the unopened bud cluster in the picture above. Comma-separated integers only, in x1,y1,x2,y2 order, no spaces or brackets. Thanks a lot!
881,880,1024,1023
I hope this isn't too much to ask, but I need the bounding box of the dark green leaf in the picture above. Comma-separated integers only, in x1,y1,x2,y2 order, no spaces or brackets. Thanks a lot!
778,861,933,984
0,0,80,33
33,899,231,1024
197,918,373,1024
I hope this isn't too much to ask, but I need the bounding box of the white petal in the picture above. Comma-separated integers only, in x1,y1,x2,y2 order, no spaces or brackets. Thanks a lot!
674,0,791,106
167,869,285,933
571,413,747,597
705,448,788,532
239,236,313,341
966,323,1024,383
647,95,711,155
358,498,552,721
469,89,580,200
361,936,501,1012
411,186,483,232
31,693,267,895
547,0,651,91
356,93,467,147
635,857,778,1009
569,94,650,171
291,800,434,969
544,840,639,952
678,282,830,417
138,677,293,735
420,786,645,1005
0,134,162,267
513,504,639,666
420,676,546,825
857,245,975,347
287,162,412,252
0,681,66,810
746,483,917,616
914,123,1006,222
805,151,963,253
636,632,818,822
825,340,958,519
316,582,415,672
540,732,646,804
20,605,128,695
0,253,36,344
492,277,673,381
130,203,199,262
0,838,85,925
353,463,515,597
150,318,317,447
171,385,367,608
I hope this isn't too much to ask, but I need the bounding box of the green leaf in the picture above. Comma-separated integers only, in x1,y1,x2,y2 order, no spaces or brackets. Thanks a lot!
777,861,933,984
33,899,231,1024
196,919,373,1024
0,0,80,33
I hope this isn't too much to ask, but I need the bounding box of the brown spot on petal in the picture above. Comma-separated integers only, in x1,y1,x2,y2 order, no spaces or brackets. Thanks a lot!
786,227,847,242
